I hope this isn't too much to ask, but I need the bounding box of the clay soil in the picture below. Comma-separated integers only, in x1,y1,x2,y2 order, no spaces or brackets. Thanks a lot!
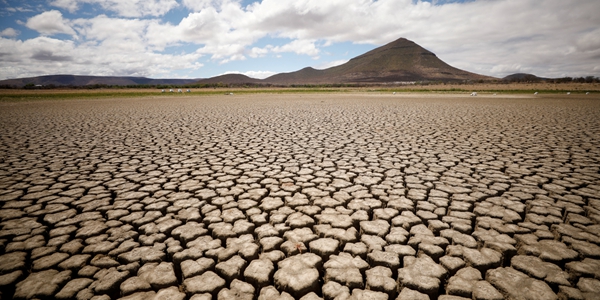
0,93,599,300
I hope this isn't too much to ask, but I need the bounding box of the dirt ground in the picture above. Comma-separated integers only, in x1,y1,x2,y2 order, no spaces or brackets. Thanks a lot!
0,93,599,300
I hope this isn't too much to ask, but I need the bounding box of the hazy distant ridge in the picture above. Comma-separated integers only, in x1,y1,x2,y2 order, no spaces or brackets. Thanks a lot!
0,75,199,87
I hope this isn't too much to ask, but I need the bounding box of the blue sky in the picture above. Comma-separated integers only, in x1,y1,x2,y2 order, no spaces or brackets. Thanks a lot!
1,0,599,80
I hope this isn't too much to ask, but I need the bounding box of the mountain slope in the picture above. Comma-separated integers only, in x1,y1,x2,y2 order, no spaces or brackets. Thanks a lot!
0,75,199,87
264,38,493,84
502,73,547,82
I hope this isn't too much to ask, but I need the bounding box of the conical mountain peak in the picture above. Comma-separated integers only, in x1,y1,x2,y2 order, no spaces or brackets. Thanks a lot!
264,37,492,84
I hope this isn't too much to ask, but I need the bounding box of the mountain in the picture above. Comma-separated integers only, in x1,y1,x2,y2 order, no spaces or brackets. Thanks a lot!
0,75,199,87
502,73,546,82
264,38,494,84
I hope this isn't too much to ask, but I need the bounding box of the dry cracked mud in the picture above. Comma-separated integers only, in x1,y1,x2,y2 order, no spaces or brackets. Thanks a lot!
0,93,599,300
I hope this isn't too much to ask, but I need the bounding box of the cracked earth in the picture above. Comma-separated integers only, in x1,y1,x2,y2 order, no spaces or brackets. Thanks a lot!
0,93,599,300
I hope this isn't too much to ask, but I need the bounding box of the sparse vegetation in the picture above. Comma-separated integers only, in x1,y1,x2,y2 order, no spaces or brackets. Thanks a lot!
1,81,598,102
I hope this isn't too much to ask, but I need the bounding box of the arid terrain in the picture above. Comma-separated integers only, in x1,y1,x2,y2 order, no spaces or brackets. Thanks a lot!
0,93,599,300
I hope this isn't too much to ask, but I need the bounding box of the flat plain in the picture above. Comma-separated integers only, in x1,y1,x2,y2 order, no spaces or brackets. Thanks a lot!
0,92,599,300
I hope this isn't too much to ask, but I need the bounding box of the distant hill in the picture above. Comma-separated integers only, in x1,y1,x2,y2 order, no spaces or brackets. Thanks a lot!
263,38,494,84
0,75,199,87
502,73,547,82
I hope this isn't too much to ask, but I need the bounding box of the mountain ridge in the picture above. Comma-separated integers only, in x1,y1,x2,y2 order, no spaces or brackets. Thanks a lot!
263,38,493,84
0,38,496,87
0,75,199,87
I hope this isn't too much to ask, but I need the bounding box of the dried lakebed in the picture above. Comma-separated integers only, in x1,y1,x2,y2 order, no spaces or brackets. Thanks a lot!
0,93,599,300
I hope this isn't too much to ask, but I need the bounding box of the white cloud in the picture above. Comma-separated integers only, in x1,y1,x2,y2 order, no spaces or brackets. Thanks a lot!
193,0,600,76
50,0,179,17
246,39,320,59
272,39,320,58
3,0,600,80
313,59,348,70
182,0,230,12
244,70,277,79
49,0,79,13
222,70,276,79
239,0,600,77
0,34,202,80
72,15,149,51
0,28,20,37
249,46,270,58
26,10,76,36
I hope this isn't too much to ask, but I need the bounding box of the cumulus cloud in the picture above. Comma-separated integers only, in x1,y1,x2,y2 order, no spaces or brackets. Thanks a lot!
222,70,277,79
50,0,178,17
4,0,600,80
26,10,76,36
0,34,202,80
313,59,349,70
0,28,20,37
247,39,320,59
272,39,320,58
173,0,600,77
49,0,79,13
